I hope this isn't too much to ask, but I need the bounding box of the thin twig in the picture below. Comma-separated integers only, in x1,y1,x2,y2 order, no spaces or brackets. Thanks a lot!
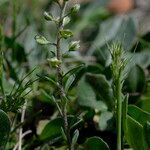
18,101,27,150
13,130,32,150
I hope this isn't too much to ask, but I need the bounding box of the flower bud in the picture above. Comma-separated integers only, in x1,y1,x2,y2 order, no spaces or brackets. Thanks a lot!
35,35,50,45
70,4,80,14
63,16,70,26
60,29,73,39
44,12,53,21
69,41,80,51
47,57,62,67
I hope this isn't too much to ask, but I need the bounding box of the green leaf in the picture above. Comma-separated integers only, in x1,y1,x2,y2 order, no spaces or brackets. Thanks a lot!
40,90,55,105
86,64,104,74
128,105,150,126
35,35,50,45
64,74,75,93
0,109,11,150
98,111,113,131
126,50,150,69
124,65,146,93
70,4,80,14
63,65,85,80
74,5,110,35
60,127,67,141
69,41,80,51
86,74,114,110
137,97,150,113
77,77,107,111
113,17,136,51
44,12,53,21
47,57,62,67
71,129,79,148
84,136,110,150
64,65,86,92
125,115,144,150
39,116,80,142
143,121,150,149
64,64,104,92
92,45,111,67
39,118,63,141
63,16,70,26
37,74,58,87
88,16,136,55
60,29,73,39
4,36,27,63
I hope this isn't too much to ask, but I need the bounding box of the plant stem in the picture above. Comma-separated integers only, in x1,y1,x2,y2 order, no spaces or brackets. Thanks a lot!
116,77,122,150
55,2,71,150
18,101,27,150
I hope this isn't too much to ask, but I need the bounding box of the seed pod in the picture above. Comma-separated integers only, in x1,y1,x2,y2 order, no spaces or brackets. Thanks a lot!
63,16,70,26
47,57,62,67
35,35,50,45
69,41,80,51
60,29,73,39
44,12,53,21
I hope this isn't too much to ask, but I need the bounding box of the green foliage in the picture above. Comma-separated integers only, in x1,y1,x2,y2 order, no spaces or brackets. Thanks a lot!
125,105,150,150
124,65,146,94
109,43,127,150
39,116,81,142
83,136,110,150
128,105,150,126
143,122,150,149
78,76,107,111
0,109,11,150
125,116,144,150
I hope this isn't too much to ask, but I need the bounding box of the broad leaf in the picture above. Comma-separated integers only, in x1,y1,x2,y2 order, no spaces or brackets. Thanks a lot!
126,50,150,69
124,65,146,94
128,105,150,126
98,111,113,131
125,116,144,150
4,36,27,63
143,122,150,149
86,74,114,110
39,116,81,142
137,97,150,113
88,16,136,55
84,136,110,150
77,77,107,111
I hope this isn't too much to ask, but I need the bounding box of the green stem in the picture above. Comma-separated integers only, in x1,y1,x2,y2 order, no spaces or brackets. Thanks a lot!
116,77,122,150
55,2,71,150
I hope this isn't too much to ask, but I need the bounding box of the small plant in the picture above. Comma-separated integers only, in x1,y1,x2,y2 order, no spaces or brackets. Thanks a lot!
35,0,81,149
0,24,11,150
0,25,36,150
109,43,128,150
